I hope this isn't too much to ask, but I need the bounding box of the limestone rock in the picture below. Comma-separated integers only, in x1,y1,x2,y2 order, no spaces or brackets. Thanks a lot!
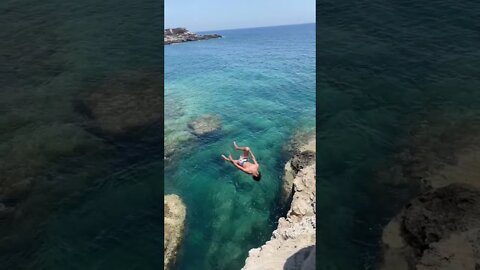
381,184,480,270
243,134,316,270
187,114,221,136
164,194,186,270
281,133,316,204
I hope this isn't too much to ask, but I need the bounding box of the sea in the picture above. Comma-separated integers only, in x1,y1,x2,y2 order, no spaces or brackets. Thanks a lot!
164,23,316,270
317,0,480,269
1,0,163,269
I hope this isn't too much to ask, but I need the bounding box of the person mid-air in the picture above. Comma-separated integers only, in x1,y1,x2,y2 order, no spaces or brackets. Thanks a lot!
222,141,262,181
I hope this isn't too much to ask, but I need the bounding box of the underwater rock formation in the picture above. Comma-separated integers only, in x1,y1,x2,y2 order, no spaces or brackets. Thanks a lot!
78,71,163,137
164,28,221,45
380,115,480,269
164,194,186,270
187,114,221,136
243,134,316,270
381,184,480,270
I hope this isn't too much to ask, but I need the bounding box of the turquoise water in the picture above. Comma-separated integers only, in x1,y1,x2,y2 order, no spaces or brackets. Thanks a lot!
317,1,480,269
165,24,315,270
1,0,163,269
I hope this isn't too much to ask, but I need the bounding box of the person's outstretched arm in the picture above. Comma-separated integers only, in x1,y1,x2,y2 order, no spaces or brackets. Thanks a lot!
222,154,248,172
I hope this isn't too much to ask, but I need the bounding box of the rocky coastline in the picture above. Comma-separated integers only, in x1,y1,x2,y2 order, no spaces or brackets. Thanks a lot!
380,116,480,269
164,194,186,270
243,133,316,270
164,28,221,45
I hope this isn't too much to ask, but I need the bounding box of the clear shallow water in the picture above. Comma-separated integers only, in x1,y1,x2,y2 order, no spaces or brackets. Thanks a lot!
1,1,163,269
165,24,315,270
318,1,480,269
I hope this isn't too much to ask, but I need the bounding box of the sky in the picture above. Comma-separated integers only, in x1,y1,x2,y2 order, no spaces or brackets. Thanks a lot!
165,0,316,32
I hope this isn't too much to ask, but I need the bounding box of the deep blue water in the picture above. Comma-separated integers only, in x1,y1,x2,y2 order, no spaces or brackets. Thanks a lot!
165,23,315,270
318,1,480,269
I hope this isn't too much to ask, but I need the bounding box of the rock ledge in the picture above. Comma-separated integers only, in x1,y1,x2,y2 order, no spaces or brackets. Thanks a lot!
243,134,316,270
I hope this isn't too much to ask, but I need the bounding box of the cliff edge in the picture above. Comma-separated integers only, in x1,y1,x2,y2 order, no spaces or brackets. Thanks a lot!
243,134,316,270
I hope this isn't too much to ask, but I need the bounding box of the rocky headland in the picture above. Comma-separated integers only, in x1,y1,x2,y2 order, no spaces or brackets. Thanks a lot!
380,115,480,269
164,28,221,45
243,133,316,270
164,194,186,270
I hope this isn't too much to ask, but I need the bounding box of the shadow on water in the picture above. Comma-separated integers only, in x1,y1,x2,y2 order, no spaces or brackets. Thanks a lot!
283,245,315,270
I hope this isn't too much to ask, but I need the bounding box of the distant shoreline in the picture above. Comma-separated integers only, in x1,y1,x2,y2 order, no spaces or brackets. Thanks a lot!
164,28,222,45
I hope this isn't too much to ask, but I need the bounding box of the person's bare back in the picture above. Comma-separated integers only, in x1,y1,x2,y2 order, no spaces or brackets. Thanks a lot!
222,141,262,181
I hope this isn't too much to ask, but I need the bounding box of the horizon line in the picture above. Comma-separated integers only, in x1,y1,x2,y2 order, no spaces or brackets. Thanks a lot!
165,22,315,33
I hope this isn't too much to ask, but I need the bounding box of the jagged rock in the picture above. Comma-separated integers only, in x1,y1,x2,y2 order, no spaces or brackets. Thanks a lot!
243,134,316,270
381,183,480,270
164,194,186,270
187,114,221,136
281,133,316,204
77,71,163,136
379,115,480,269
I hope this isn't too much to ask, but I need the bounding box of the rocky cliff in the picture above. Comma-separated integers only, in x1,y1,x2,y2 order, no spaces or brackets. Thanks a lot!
380,116,480,270
381,184,480,270
164,194,186,270
164,28,221,45
243,134,316,270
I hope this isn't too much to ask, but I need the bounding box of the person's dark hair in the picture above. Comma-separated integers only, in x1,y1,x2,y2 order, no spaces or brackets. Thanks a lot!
252,172,262,181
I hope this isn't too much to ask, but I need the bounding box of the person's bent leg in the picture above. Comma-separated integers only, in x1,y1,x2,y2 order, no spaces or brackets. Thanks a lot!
233,141,250,152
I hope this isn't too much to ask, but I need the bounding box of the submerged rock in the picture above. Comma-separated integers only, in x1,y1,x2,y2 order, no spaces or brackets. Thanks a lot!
379,114,480,269
164,194,186,270
243,134,316,270
187,114,221,136
77,71,163,137
381,183,480,270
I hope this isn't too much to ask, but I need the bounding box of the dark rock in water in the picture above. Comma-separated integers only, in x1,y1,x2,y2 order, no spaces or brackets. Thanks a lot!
402,184,480,251
187,114,221,136
164,28,222,45
381,183,480,270
77,71,163,138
